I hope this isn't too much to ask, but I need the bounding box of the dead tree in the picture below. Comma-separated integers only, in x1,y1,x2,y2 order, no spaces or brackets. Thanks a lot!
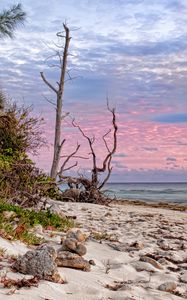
40,23,71,179
59,103,118,203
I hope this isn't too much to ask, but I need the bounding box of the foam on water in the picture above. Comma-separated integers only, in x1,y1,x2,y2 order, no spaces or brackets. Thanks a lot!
103,182,187,203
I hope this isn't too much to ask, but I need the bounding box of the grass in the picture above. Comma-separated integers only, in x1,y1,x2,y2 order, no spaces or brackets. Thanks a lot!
0,201,75,245
92,231,113,241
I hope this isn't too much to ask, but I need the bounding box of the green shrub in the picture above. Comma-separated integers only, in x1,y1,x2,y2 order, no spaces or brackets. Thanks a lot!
0,201,75,244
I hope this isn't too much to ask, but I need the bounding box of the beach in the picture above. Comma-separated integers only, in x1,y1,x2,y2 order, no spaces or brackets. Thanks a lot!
0,199,187,300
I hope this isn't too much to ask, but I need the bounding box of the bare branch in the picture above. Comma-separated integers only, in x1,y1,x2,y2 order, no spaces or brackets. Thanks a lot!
61,155,89,160
102,129,111,153
42,95,56,107
98,157,112,190
62,162,78,172
40,72,58,94
61,112,70,120
58,143,80,176
97,106,118,173
60,138,66,148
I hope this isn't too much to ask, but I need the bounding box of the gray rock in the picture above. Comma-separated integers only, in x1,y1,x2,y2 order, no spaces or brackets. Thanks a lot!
56,250,90,271
158,281,177,292
132,261,158,272
13,245,62,282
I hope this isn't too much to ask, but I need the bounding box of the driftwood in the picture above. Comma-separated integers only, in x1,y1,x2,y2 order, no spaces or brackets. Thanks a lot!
57,101,118,204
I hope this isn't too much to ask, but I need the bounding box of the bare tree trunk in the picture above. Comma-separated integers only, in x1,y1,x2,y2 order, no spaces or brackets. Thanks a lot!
40,24,71,179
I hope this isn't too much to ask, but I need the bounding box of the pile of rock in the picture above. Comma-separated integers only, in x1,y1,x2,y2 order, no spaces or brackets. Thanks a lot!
56,229,91,271
13,230,91,283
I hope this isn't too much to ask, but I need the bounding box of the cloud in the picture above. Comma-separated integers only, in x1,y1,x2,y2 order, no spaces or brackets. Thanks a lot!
166,157,177,161
113,153,128,157
142,147,158,152
153,113,187,123
1,0,187,181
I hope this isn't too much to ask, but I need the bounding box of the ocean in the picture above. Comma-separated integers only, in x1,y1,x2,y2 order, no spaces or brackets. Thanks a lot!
103,182,187,204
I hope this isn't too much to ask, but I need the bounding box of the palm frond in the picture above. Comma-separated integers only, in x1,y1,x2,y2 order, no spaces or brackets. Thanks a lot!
0,3,26,39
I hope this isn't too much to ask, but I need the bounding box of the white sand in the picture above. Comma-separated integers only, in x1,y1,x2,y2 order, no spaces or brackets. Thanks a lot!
0,201,187,300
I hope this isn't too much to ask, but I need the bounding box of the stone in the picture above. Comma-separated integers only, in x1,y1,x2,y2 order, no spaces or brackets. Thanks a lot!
157,240,171,250
75,243,87,256
180,273,187,283
89,259,96,266
158,257,170,266
66,229,86,242
132,261,158,272
13,245,62,282
61,229,87,256
64,238,77,252
158,282,177,293
104,212,112,217
56,250,90,271
140,256,163,269
130,241,144,250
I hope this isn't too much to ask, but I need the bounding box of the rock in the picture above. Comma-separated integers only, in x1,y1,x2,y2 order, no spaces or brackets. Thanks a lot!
62,238,87,256
132,261,158,272
130,241,144,250
89,259,96,266
3,211,16,219
61,229,87,256
75,243,87,256
66,229,86,242
180,273,187,283
158,282,177,293
158,258,169,265
13,245,62,282
157,239,171,250
56,250,90,271
104,212,112,217
64,238,77,252
180,243,187,250
140,256,163,269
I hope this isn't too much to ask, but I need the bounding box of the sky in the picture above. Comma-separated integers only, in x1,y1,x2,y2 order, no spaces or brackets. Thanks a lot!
0,0,187,182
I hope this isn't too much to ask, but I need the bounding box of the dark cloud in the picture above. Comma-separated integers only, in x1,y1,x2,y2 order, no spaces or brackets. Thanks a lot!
114,153,128,157
166,157,177,161
142,147,158,152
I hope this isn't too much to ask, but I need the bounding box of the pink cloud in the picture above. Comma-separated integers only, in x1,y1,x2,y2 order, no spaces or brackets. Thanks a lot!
32,108,187,177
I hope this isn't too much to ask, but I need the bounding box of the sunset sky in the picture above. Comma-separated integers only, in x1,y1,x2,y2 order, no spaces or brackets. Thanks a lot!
0,0,187,182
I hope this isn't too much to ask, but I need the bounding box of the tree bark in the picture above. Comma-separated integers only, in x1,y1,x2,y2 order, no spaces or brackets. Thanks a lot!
41,24,71,179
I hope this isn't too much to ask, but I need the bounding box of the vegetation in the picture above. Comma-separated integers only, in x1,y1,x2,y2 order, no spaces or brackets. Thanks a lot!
0,99,52,201
0,201,75,244
0,3,26,39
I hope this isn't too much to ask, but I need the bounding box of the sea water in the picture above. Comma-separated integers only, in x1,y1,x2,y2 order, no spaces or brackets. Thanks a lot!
103,182,187,204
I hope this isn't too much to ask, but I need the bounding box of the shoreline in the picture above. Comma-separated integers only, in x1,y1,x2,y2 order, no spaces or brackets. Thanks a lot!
111,198,187,211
